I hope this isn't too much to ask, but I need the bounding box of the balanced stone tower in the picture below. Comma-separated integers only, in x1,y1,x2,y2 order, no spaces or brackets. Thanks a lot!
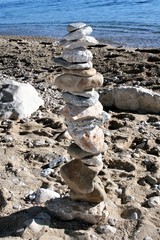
54,22,109,203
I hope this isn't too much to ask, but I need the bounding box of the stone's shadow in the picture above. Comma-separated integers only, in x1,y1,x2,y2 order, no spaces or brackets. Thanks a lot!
0,205,91,238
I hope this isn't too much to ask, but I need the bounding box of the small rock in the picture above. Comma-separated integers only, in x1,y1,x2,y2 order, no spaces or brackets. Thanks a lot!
97,225,117,234
35,188,60,204
2,135,13,142
40,168,54,177
108,218,116,226
148,196,160,207
131,212,139,220
49,156,66,168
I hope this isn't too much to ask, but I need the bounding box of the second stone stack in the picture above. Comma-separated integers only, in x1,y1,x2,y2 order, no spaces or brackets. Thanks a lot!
54,22,109,203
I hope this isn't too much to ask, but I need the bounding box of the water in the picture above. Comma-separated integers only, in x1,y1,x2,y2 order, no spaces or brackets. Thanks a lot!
0,0,160,48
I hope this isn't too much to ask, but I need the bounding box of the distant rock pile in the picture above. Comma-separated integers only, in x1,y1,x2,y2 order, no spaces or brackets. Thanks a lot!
54,22,110,203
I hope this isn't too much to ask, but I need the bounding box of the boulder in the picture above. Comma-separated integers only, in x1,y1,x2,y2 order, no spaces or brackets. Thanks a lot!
0,78,44,120
100,86,160,113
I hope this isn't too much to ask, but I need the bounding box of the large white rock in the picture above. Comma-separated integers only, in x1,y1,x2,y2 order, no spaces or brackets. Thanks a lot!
100,86,160,113
0,77,44,120
63,26,92,41
61,47,93,63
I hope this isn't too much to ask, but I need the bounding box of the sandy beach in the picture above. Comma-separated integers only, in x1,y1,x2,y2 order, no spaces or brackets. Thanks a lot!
0,35,160,240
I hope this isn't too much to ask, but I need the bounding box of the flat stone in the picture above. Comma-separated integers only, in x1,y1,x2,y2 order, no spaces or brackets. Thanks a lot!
62,91,99,107
55,72,104,92
67,143,94,159
61,47,93,63
100,86,160,114
63,68,96,77
63,26,92,41
62,100,103,121
60,159,98,194
70,177,107,203
54,57,93,70
62,36,98,49
69,89,95,98
67,22,86,32
46,197,108,224
81,154,103,166
68,125,104,154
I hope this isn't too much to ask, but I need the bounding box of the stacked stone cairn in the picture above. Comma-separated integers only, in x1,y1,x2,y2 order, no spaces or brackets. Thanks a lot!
54,22,110,203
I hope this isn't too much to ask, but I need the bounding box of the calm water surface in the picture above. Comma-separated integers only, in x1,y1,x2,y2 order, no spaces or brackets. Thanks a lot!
0,0,160,47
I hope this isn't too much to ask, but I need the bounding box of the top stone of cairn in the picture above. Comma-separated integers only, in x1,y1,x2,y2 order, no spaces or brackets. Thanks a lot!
67,22,87,32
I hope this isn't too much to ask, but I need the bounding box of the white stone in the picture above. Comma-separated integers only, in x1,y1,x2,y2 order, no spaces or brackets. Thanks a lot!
81,154,103,166
35,188,60,204
54,57,93,70
63,26,92,41
98,225,117,234
67,22,86,32
0,77,44,120
69,89,95,98
100,86,160,114
63,36,98,49
148,196,160,207
61,47,93,63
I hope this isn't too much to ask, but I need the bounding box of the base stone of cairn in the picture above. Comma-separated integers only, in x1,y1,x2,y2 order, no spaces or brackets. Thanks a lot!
47,22,110,223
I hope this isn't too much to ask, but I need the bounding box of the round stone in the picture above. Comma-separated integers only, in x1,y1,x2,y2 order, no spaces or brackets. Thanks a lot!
54,57,93,70
148,196,160,207
81,154,103,167
55,72,104,92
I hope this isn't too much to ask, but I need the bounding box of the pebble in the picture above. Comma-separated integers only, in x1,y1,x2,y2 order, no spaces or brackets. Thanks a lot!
125,195,135,202
49,156,66,168
35,188,60,204
40,168,54,177
28,192,36,201
143,237,153,240
81,154,103,167
97,225,117,234
62,91,99,107
62,47,93,63
2,135,13,142
148,196,160,207
108,218,116,226
131,212,139,220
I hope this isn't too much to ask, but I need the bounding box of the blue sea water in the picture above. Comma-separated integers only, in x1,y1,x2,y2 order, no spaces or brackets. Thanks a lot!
0,0,160,48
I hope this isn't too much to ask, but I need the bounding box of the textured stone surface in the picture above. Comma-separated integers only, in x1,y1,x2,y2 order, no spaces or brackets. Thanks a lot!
67,22,86,32
148,196,160,207
60,159,98,193
62,67,96,77
62,47,93,63
35,188,60,204
69,89,95,98
0,78,44,120
62,101,103,121
68,125,104,154
70,177,106,203
55,72,104,92
62,36,98,49
54,57,93,70
62,91,99,107
46,197,108,224
63,26,92,41
100,86,160,113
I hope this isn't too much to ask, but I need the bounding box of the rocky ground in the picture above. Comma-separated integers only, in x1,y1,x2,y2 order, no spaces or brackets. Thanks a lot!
0,35,160,240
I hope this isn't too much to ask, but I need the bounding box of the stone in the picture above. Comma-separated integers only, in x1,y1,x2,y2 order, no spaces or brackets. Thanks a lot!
61,47,93,63
60,159,98,194
54,57,93,70
97,225,117,234
46,197,108,224
62,67,96,77
67,22,86,32
62,36,98,49
62,91,99,107
55,72,104,92
62,101,103,121
67,143,94,159
35,188,60,204
148,196,160,207
100,86,160,114
0,78,44,120
49,156,66,168
81,154,103,166
68,125,104,154
70,177,106,203
69,89,95,98
63,26,92,41
68,143,107,159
